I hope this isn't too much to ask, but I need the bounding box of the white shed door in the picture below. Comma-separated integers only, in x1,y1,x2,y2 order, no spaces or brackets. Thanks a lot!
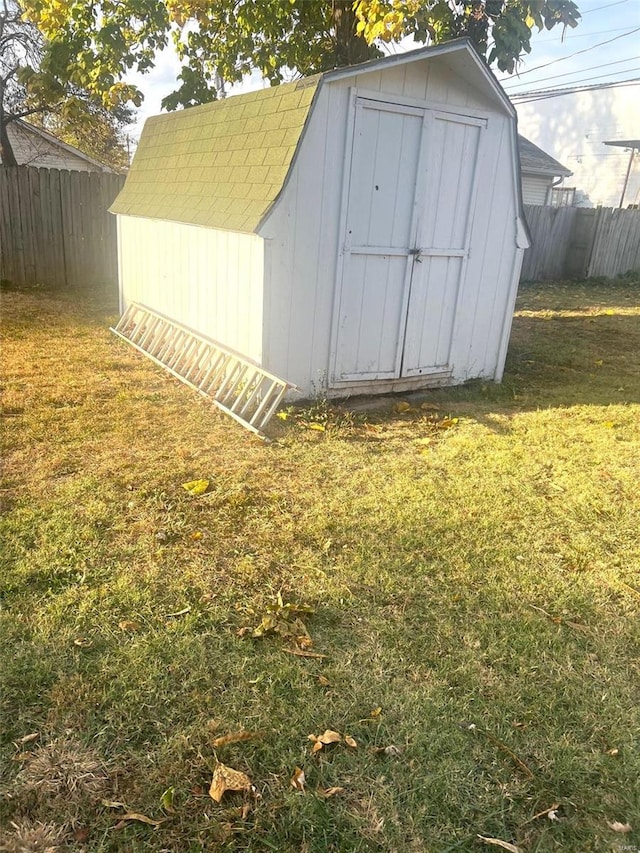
401,114,482,376
333,99,483,383
333,100,424,381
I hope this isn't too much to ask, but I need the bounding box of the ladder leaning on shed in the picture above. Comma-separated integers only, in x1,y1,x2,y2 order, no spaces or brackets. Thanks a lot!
111,303,294,439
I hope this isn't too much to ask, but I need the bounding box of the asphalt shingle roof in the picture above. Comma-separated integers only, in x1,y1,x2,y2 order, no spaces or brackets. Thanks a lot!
110,75,321,233
518,135,572,178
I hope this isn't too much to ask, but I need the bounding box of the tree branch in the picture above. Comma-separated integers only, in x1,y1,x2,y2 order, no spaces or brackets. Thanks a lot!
5,104,54,123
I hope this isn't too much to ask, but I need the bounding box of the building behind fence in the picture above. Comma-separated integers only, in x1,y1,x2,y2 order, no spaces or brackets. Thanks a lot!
1,167,639,294
0,166,124,292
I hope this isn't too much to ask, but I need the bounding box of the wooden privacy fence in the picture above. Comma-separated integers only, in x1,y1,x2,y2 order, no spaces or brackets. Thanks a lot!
522,204,640,281
0,166,125,291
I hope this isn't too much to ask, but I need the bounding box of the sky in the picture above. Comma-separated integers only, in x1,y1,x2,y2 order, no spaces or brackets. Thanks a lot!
126,0,640,141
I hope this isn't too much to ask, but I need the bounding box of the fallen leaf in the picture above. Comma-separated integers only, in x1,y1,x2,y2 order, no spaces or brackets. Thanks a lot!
209,762,251,803
344,736,357,749
73,828,89,843
393,401,412,413
160,787,175,813
182,479,210,496
73,637,93,647
164,606,191,618
438,417,459,429
118,620,140,633
477,836,522,853
115,813,165,827
101,800,128,809
212,730,256,749
370,707,382,718
309,729,341,753
607,747,619,756
318,730,341,745
421,402,440,410
276,411,289,420
317,675,331,687
17,732,39,745
607,822,632,833
372,745,401,756
282,647,327,659
603,309,615,316
240,803,251,819
290,767,306,792
318,786,345,798
603,421,616,429
190,531,203,540
415,437,433,446
306,422,326,432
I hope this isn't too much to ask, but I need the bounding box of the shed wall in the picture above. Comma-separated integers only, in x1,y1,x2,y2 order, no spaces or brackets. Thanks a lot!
522,174,551,206
117,216,264,363
260,57,522,395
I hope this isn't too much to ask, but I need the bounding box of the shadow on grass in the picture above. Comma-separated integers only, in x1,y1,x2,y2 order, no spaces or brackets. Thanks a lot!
329,281,640,437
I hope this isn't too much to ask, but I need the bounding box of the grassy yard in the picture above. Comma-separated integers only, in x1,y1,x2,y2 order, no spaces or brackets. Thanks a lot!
1,279,639,853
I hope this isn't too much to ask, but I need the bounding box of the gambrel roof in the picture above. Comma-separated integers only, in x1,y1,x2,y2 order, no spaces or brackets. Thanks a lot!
112,39,518,234
110,76,320,233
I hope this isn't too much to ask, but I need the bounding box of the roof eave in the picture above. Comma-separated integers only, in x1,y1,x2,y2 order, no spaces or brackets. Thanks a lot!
521,166,573,178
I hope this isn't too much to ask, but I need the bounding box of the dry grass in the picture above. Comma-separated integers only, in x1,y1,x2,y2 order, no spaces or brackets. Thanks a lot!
17,739,109,802
0,820,66,853
1,279,639,852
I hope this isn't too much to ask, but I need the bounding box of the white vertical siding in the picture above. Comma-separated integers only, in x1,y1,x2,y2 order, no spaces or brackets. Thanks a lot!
522,175,552,205
448,118,522,381
260,54,521,396
117,216,264,363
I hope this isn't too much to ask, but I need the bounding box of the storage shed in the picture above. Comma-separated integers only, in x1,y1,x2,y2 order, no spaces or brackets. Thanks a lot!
111,39,529,410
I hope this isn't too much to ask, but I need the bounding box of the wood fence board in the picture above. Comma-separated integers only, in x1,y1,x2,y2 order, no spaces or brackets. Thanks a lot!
2,167,639,292
521,205,577,281
0,165,125,291
524,204,640,281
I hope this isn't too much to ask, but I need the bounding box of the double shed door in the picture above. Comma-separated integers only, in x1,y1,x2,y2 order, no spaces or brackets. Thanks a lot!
332,96,485,384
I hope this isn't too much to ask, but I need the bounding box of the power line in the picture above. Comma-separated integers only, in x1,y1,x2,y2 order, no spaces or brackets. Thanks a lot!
503,26,640,78
581,0,632,13
510,77,640,101
504,55,640,89
553,25,640,41
532,65,640,87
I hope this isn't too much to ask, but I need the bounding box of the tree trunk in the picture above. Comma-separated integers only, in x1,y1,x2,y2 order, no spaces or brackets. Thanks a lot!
331,0,372,68
0,116,18,166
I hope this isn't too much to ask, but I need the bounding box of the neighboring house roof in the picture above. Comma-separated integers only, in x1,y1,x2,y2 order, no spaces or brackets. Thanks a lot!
2,119,113,172
111,39,518,234
518,135,572,178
